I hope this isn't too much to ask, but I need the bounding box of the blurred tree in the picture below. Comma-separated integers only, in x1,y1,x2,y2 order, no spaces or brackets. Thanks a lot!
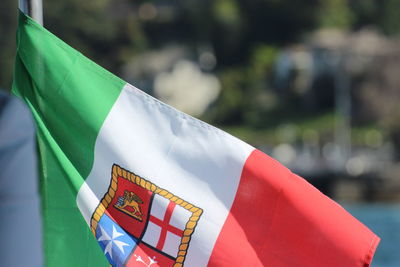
380,0,400,36
208,68,247,125
317,0,354,29
43,0,147,74
0,0,18,90
355,49,400,158
211,0,320,66
206,44,279,126
349,0,380,30
349,0,400,36
1,0,399,149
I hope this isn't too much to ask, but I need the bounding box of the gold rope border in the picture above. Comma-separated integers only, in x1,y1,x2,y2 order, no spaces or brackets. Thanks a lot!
90,164,203,267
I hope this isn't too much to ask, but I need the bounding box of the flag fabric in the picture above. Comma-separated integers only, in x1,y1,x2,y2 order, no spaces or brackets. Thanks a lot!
13,12,380,267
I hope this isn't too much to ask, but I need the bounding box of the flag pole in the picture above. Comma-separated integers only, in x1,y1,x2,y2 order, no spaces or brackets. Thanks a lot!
19,0,43,25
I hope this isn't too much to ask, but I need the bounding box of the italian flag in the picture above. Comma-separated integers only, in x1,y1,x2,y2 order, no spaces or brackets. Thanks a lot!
13,12,379,267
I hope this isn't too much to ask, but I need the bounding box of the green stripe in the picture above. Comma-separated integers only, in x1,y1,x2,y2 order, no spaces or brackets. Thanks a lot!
12,12,125,266
13,12,125,185
37,137,108,266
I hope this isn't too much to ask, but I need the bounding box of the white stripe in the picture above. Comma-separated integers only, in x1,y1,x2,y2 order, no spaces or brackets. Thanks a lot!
77,84,253,266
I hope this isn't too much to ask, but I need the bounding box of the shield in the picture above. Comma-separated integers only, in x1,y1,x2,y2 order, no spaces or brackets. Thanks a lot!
91,165,203,267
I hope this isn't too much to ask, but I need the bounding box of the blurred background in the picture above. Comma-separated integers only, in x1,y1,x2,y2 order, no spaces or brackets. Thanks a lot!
1,0,399,266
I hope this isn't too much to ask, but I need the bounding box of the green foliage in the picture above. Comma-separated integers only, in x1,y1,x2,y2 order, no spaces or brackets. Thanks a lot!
381,0,400,35
43,0,146,73
221,112,336,146
207,68,247,125
317,0,354,29
251,45,278,77
206,44,279,127
0,0,18,89
213,0,241,25
0,0,399,150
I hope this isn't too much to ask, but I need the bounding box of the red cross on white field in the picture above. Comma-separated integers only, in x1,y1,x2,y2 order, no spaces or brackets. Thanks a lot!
149,201,184,250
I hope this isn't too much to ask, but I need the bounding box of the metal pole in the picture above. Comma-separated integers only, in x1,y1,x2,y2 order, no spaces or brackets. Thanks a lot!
19,0,43,26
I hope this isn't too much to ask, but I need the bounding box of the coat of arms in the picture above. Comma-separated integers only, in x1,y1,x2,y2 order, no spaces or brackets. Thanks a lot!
115,190,145,221
91,164,203,267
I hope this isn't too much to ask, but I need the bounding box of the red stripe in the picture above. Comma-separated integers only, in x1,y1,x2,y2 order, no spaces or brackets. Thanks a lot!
208,149,379,267
150,201,183,250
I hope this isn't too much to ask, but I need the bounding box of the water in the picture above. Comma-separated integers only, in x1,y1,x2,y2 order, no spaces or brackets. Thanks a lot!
344,202,400,267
